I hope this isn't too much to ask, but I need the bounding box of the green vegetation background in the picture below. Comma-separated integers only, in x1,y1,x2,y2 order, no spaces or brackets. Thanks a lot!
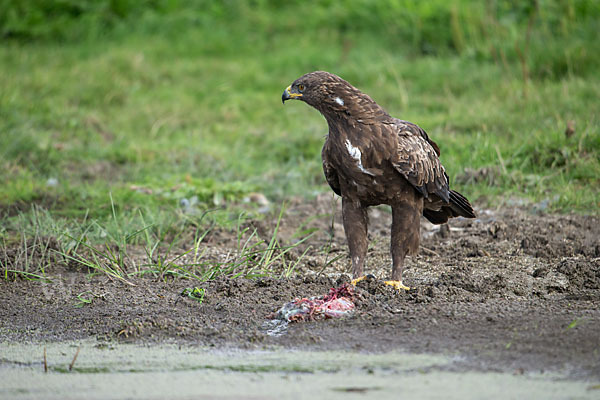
1,0,599,245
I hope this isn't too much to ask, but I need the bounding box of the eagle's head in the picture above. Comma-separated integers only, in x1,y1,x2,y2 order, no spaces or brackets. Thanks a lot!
282,71,351,108
282,71,387,120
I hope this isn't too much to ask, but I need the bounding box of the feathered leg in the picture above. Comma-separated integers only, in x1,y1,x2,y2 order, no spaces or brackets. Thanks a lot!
341,197,368,281
386,200,421,291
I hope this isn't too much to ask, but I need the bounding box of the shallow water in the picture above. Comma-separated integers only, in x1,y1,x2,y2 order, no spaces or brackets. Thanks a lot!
0,340,597,400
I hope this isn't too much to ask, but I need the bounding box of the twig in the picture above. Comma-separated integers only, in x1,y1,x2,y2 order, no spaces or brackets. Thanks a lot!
69,346,80,371
421,247,440,257
515,0,538,98
43,347,47,373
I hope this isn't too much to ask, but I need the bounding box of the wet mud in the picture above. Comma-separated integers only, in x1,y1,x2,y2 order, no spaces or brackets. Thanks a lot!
1,197,599,379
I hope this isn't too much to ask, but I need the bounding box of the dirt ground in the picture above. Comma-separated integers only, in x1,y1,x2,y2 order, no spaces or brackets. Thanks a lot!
1,196,599,379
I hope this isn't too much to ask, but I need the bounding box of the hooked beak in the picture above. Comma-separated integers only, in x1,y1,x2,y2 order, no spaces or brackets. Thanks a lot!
282,85,302,104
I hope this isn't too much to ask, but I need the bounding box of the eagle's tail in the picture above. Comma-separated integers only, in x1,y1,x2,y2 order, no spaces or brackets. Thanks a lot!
423,190,476,225
449,190,476,218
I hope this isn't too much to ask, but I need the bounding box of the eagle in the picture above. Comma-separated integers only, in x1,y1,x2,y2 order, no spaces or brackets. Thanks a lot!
282,71,475,291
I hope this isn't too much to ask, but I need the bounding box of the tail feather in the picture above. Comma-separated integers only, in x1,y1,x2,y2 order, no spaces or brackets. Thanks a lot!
423,208,450,224
448,190,476,218
423,190,476,225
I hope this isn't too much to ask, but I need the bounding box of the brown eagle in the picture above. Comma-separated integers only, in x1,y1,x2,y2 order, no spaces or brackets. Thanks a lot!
282,71,475,290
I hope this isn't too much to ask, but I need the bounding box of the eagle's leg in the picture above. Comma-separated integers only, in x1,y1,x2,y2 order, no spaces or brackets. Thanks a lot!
385,200,421,291
341,197,369,285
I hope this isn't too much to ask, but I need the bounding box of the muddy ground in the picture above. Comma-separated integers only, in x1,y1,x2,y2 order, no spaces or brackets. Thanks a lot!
1,196,599,379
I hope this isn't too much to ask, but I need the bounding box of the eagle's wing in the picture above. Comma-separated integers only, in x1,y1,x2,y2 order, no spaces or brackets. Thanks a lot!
390,120,449,202
322,138,341,196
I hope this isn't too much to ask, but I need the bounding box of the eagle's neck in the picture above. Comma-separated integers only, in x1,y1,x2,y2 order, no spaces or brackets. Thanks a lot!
320,97,391,132
317,85,392,127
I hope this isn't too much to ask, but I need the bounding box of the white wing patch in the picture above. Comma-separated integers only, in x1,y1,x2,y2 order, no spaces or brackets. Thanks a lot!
345,139,375,176
334,97,344,106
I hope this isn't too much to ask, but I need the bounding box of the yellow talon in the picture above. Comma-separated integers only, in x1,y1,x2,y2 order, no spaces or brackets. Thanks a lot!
384,280,411,291
350,276,367,286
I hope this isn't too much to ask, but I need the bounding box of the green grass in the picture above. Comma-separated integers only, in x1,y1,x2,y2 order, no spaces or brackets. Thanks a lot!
1,1,599,281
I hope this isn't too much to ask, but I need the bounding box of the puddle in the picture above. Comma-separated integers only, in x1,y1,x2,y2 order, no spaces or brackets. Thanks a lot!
0,339,596,399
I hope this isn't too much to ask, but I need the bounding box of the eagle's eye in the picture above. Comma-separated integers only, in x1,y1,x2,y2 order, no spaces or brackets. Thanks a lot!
298,84,305,92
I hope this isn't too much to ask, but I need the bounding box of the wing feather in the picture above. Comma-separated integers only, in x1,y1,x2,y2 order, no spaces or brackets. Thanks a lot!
322,138,341,196
390,120,449,202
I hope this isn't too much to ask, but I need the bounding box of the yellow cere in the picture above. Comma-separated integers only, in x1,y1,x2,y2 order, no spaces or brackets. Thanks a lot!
286,85,302,98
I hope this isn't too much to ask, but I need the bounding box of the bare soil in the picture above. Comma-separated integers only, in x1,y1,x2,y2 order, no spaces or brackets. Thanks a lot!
1,196,599,379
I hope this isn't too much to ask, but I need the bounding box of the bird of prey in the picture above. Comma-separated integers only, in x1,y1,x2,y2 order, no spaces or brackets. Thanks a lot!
282,71,475,291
